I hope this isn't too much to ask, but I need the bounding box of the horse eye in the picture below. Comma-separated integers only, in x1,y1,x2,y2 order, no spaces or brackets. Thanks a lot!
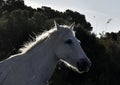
65,39,73,44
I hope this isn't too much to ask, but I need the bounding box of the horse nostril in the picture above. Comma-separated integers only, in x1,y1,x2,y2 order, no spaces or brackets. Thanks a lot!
77,59,91,72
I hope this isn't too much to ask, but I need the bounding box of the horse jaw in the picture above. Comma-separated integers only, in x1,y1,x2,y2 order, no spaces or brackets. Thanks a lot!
60,60,86,74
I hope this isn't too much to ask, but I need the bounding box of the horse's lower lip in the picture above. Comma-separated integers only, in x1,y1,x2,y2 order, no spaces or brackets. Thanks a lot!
77,67,90,73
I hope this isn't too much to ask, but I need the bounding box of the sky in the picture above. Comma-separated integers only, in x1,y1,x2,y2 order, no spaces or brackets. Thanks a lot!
24,0,120,35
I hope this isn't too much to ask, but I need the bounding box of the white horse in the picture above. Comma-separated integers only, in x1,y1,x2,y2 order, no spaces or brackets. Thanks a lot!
0,21,91,85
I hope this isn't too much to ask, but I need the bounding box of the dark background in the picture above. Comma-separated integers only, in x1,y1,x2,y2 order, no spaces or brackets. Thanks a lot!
0,0,120,85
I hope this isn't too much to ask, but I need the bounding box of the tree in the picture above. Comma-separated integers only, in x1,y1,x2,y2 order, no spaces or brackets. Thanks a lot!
2,0,25,12
0,0,4,8
30,12,47,32
63,9,93,31
0,0,5,15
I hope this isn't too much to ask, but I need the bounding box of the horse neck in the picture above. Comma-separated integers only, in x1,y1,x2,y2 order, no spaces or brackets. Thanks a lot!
26,37,58,82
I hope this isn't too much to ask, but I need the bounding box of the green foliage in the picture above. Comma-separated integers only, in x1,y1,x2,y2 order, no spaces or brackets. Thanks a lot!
0,0,4,9
2,0,25,12
0,0,120,85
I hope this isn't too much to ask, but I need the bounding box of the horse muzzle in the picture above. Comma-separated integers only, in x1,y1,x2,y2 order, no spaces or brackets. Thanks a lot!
77,58,91,73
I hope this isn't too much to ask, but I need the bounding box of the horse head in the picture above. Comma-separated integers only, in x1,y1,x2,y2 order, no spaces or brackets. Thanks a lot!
54,21,91,73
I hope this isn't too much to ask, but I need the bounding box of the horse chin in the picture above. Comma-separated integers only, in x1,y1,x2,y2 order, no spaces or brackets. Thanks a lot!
61,60,85,74
66,64,86,74
65,62,89,74
59,60,90,74
77,66,90,74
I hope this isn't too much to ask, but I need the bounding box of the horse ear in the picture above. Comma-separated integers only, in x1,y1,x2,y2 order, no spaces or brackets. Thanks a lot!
54,20,60,30
69,22,75,30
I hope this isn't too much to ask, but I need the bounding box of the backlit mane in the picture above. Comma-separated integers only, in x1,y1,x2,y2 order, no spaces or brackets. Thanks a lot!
20,28,56,54
20,25,70,54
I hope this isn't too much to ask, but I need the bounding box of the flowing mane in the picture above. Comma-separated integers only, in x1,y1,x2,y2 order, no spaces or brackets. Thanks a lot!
20,25,70,54
20,28,56,54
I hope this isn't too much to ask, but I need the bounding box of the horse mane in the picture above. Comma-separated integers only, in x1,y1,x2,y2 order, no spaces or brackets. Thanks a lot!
19,28,56,54
19,25,70,54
